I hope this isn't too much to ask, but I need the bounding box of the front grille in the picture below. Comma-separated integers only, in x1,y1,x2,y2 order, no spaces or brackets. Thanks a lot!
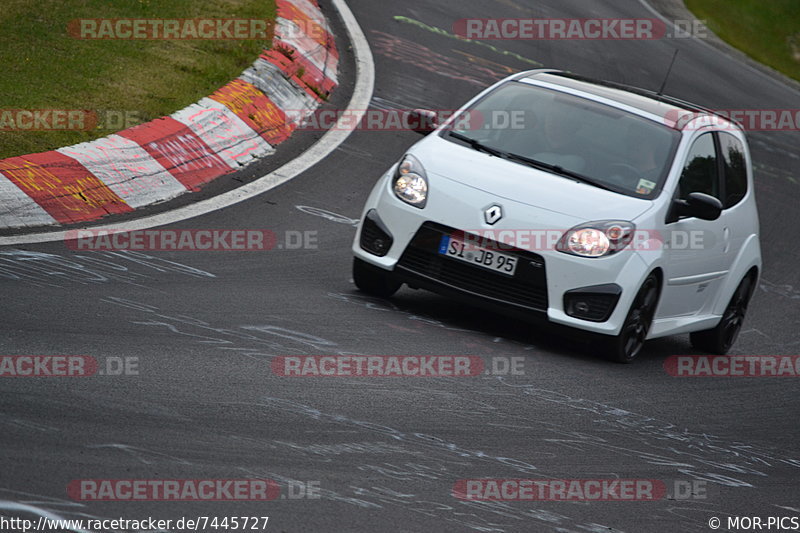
396,222,548,312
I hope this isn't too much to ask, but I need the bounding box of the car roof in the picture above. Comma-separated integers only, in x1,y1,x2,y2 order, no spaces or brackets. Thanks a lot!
520,70,740,132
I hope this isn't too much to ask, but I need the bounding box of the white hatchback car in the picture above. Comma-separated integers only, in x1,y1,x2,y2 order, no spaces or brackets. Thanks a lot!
352,70,761,362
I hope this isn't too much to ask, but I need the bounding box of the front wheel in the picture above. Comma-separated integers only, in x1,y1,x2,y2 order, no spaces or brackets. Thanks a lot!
604,273,660,364
690,273,755,355
352,257,402,298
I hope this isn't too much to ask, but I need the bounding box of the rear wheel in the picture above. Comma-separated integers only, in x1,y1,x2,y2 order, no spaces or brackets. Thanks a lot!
604,273,660,363
352,257,401,298
690,273,755,355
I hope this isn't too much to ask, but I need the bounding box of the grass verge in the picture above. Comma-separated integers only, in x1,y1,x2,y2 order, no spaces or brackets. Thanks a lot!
685,0,800,83
0,0,276,159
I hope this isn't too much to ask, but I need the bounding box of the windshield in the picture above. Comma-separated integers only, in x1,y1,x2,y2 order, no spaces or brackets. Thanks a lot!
442,81,681,199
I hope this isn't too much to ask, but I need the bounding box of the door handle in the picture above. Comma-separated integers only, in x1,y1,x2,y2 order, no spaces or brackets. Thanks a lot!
723,227,731,253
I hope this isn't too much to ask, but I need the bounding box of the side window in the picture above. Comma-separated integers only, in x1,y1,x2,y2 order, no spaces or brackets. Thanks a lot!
678,133,719,201
718,133,748,208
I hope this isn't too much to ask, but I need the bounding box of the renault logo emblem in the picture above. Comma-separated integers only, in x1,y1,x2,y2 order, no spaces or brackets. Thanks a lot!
484,204,503,225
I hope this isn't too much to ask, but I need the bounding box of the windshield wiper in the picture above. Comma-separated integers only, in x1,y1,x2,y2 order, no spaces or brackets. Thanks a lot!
448,131,615,192
504,152,615,192
448,131,507,158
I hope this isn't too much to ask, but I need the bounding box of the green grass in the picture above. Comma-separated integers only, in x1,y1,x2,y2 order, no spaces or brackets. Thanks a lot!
685,0,800,83
0,0,275,159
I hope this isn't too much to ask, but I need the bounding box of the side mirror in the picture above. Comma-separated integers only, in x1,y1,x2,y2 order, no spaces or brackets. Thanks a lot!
406,109,439,135
669,192,723,223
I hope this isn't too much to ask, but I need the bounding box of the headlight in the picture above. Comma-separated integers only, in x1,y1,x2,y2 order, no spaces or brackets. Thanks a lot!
557,220,635,258
392,154,428,208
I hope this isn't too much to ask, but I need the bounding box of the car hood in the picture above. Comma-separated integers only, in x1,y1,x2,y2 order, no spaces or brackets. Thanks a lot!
411,134,654,222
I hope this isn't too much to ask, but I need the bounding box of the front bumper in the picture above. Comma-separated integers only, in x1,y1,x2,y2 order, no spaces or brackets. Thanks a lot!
395,220,549,316
352,168,651,336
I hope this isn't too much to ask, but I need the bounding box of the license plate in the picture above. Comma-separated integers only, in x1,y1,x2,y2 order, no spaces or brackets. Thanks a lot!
439,235,518,276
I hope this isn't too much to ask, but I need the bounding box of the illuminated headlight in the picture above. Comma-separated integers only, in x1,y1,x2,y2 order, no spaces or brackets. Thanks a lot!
557,221,635,258
392,154,428,208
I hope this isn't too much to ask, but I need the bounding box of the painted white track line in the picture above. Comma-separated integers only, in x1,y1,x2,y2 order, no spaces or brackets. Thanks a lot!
0,0,374,246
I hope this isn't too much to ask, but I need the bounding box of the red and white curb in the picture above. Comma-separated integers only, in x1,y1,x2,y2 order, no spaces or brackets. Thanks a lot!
0,0,338,230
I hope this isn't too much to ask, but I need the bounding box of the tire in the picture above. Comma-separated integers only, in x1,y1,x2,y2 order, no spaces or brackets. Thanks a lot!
690,273,755,355
604,273,660,364
352,257,402,298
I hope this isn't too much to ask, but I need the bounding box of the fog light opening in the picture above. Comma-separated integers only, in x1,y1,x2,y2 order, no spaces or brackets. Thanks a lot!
564,284,623,322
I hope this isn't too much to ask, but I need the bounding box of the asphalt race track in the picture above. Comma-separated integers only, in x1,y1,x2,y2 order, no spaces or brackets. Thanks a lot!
2,0,799,531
